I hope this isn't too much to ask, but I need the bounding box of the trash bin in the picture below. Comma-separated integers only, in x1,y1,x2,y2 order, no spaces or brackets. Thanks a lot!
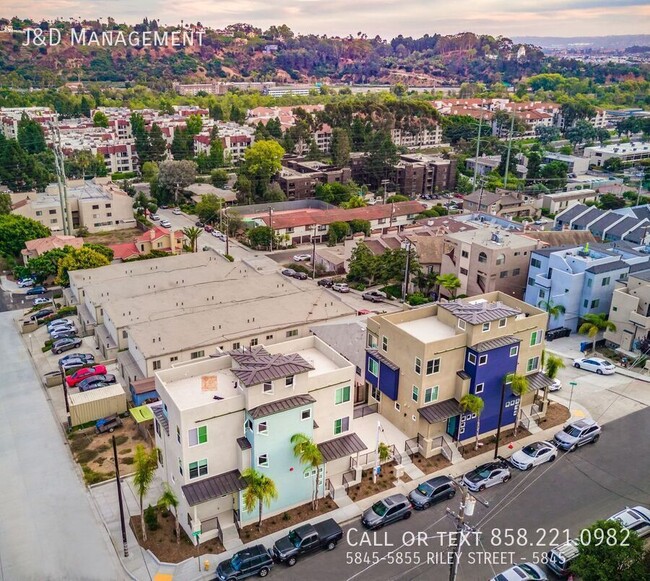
580,341,591,354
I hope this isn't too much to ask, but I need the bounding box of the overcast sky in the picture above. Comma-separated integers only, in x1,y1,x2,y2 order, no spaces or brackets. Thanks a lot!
7,0,649,38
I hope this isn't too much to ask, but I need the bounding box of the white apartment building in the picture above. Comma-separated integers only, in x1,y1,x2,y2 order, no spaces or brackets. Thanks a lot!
584,142,650,167
0,107,58,139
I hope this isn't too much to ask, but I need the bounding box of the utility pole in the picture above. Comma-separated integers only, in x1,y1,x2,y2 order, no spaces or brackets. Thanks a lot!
472,114,484,189
493,374,509,460
50,122,70,235
268,207,273,252
636,170,645,206
402,240,411,303
311,237,316,279
372,420,384,484
503,114,516,189
112,435,129,557
381,179,390,204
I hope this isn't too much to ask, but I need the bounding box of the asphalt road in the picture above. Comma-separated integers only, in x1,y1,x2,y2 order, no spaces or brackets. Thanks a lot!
267,407,650,581
0,287,56,313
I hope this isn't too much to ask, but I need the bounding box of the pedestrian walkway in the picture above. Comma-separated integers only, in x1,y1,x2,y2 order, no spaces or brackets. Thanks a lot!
90,401,588,581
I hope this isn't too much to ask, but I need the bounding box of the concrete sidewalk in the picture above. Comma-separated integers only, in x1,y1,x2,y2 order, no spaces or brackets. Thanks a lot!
91,401,589,581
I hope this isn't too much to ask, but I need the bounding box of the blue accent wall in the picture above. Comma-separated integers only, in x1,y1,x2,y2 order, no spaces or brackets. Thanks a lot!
365,353,378,388
459,343,519,442
364,352,400,400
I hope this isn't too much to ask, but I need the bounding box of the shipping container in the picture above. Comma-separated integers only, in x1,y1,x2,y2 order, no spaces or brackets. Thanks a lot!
69,383,127,427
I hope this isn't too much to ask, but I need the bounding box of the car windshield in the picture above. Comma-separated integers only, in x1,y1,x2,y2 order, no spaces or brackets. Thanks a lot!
519,563,540,578
288,530,302,547
372,501,388,516
563,426,582,437
476,468,491,479
230,555,242,571
522,445,538,456
417,482,434,496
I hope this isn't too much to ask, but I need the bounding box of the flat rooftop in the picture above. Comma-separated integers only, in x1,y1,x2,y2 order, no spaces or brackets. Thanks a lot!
291,347,340,377
447,226,536,248
396,316,456,343
164,367,242,411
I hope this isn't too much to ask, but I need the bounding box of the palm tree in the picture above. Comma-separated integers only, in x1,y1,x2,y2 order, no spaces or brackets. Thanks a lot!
377,442,391,463
241,468,278,529
508,374,530,437
133,444,159,541
290,433,323,510
182,226,203,253
436,273,461,300
538,298,566,321
157,483,180,544
578,313,616,353
544,353,565,380
460,394,485,450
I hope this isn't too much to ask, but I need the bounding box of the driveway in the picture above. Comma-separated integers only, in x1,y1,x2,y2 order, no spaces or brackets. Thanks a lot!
0,312,123,581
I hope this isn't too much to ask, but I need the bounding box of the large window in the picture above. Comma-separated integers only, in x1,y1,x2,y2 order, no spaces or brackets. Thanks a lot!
367,333,378,348
531,258,542,268
496,254,505,265
188,426,207,447
382,336,388,352
412,386,419,402
530,330,543,346
468,353,477,365
335,386,351,405
190,350,205,359
478,252,488,263
189,459,208,479
479,354,488,365
368,358,379,376
527,357,539,372
258,422,268,435
424,386,439,403
426,358,440,375
334,417,349,435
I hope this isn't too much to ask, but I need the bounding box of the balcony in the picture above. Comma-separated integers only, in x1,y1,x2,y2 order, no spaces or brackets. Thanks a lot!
534,274,551,288
629,310,650,329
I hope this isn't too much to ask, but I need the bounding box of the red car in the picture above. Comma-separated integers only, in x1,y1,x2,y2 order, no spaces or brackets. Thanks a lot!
66,365,108,387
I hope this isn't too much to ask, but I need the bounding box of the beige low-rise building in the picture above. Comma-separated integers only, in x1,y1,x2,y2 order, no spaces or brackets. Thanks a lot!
605,269,650,351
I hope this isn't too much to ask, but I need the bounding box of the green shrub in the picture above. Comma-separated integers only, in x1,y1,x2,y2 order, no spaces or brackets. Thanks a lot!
407,292,430,306
144,505,160,531
349,282,366,291
121,456,135,465
282,512,291,521
224,254,234,262
82,465,113,485
42,344,52,353
111,171,137,181
76,448,99,463
69,435,92,453
381,284,402,299
114,435,128,446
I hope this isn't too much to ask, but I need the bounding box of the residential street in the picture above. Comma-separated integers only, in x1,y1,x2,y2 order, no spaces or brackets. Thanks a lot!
270,407,650,581
0,312,123,581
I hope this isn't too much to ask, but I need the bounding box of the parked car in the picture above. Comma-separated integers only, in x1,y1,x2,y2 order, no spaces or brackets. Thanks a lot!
546,538,580,578
48,320,75,332
17,277,35,288
293,254,311,262
204,224,214,233
272,518,342,566
66,365,108,388
317,278,333,287
545,327,571,341
26,286,47,296
59,353,95,369
195,221,204,227
52,337,83,355
33,297,52,305
292,271,309,280
172,208,182,215
553,418,601,452
608,505,650,538
408,475,455,509
549,378,562,392
282,268,297,277
361,493,412,530
489,562,548,581
50,326,78,339
78,374,116,392
30,308,54,322
151,214,160,221
462,460,511,492
160,220,172,228
332,283,350,293
216,544,274,580
362,290,387,303
509,441,557,471
573,357,615,375
95,415,123,434
48,318,74,331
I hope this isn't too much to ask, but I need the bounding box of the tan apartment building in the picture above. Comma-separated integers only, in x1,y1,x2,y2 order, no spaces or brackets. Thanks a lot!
605,269,650,351
365,294,550,458
441,226,540,299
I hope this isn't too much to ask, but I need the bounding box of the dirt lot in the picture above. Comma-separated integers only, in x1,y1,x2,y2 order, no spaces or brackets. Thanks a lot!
240,498,337,543
83,228,142,246
68,416,151,484
130,513,225,563
459,427,533,460
347,461,410,502
409,453,452,475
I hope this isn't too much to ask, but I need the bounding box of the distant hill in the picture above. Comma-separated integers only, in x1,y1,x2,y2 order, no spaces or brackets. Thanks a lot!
513,35,650,51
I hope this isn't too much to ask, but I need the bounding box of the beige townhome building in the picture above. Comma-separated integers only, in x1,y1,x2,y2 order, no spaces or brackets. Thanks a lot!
605,269,650,352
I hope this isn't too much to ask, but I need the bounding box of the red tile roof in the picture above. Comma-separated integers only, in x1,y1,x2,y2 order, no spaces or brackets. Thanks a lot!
109,242,140,261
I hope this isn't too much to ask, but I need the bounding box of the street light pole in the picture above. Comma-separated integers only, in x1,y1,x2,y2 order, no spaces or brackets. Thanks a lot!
373,420,384,484
493,375,509,460
569,381,577,412
311,238,316,280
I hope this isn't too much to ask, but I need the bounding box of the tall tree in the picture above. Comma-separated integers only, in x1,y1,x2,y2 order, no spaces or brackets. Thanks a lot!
364,130,398,188
460,394,485,451
436,273,461,300
538,298,566,321
347,243,381,285
579,313,616,353
171,128,192,160
148,124,167,163
182,226,203,253
55,246,110,286
17,114,47,154
185,114,203,136
241,468,278,529
290,433,324,510
0,214,50,257
0,192,12,215
158,160,197,203
208,139,225,169
544,353,565,381
93,111,109,128
132,444,159,542
508,374,530,437
330,128,351,168
157,483,180,544
241,140,285,202
194,194,223,224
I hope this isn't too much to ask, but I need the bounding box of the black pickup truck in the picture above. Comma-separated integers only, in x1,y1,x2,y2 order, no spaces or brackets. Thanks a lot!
272,518,343,566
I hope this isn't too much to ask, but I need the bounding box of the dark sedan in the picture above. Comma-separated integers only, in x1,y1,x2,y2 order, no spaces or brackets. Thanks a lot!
282,268,297,277
292,271,309,280
317,278,333,287
78,374,117,392
59,353,96,369
407,475,456,509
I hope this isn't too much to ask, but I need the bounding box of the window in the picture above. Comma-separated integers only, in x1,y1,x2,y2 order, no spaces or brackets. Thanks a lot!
613,306,618,312
475,383,484,394
530,330,542,346
285,375,294,387
482,322,490,332
245,419,253,431
188,426,207,446
334,417,349,434
583,299,589,308
258,422,268,435
335,386,351,405
170,356,178,363
468,353,477,365
461,250,469,258
512,268,520,276
460,267,468,275
458,319,466,330
500,271,508,278
232,342,240,350
266,334,273,340
527,356,539,372
153,360,161,371
499,318,507,328
414,357,422,375
587,278,593,288
426,358,440,375
263,382,273,394
528,277,535,286
539,289,546,299
602,277,610,286
190,350,204,359
382,336,388,352
176,426,181,443
591,299,600,308
301,409,311,421
367,333,378,348
257,454,268,467
286,329,298,338
394,402,401,412
424,386,439,403
178,457,183,476
496,254,505,265
189,459,208,479
479,354,488,365
368,358,379,376
412,386,419,402
531,258,542,268
35,211,42,216
478,252,487,263
250,338,258,347
510,346,519,357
